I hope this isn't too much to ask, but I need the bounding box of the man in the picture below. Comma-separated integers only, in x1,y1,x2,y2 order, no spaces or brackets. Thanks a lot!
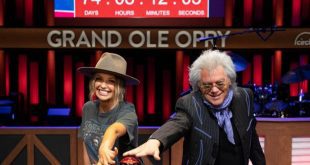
124,50,266,165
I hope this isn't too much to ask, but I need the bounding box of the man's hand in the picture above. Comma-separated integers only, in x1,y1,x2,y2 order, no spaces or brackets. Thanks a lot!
123,139,161,160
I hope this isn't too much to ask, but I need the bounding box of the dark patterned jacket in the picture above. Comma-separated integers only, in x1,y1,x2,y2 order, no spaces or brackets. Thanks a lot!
150,87,266,165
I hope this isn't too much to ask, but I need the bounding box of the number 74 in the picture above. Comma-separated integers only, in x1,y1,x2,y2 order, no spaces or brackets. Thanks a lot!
83,0,101,5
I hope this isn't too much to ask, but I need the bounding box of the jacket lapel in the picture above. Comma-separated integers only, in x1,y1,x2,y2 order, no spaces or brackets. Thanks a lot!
231,88,248,140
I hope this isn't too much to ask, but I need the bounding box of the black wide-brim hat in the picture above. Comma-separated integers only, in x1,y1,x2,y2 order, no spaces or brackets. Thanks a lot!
77,52,140,85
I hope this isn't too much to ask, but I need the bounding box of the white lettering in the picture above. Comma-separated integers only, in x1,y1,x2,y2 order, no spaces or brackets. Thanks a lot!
178,10,204,16
91,31,106,47
47,30,122,48
294,32,310,46
107,31,122,47
46,29,231,48
128,30,169,48
129,31,145,48
175,30,230,48
216,30,230,47
84,10,99,16
115,10,134,16
146,31,156,48
296,39,310,46
47,30,61,47
158,30,169,48
62,30,75,47
203,31,217,47
175,31,191,48
76,31,91,47
192,31,204,47
146,10,170,16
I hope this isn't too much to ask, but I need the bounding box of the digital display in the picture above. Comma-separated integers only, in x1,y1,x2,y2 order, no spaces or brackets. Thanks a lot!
54,0,224,18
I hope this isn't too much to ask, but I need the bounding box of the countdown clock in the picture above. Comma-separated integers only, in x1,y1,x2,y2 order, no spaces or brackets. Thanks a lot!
56,0,210,18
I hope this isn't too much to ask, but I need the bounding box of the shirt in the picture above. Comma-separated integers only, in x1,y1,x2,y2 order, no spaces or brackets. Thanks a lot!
78,100,138,164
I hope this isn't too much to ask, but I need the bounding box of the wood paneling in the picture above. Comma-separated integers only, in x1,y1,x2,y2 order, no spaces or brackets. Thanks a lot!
1,120,310,165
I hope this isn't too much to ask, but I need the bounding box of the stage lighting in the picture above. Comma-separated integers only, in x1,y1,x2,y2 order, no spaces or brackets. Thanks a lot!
46,106,77,126
47,107,71,116
0,98,16,125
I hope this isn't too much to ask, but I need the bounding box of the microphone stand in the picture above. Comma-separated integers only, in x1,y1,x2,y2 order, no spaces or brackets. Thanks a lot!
197,27,286,44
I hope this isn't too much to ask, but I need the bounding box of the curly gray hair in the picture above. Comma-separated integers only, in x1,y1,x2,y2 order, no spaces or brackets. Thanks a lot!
189,50,237,91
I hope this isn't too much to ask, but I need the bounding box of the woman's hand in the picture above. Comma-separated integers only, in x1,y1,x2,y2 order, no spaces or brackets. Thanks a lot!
97,146,118,165
97,122,127,165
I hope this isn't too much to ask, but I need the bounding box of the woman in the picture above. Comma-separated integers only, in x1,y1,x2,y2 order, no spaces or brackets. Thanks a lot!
78,52,140,165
